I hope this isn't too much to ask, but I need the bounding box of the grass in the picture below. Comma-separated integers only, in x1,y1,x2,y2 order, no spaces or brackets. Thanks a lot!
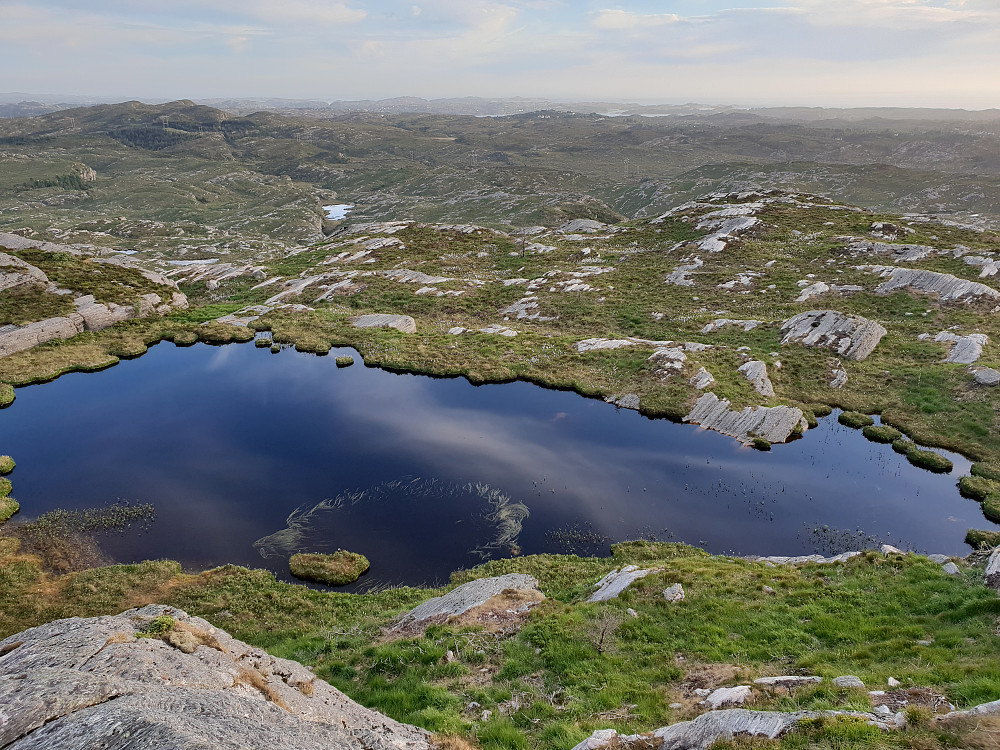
289,551,371,586
0,497,17,524
959,475,999,501
965,529,1000,550
3,540,1000,749
0,456,13,475
839,412,875,429
891,442,955,473
0,383,14,407
863,424,903,443
336,355,354,367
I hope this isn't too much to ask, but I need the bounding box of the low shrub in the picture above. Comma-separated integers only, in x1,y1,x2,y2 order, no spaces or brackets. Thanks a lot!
289,551,370,586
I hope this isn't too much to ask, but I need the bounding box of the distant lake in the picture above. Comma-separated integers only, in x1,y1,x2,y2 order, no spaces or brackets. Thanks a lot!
0,342,984,589
323,204,353,220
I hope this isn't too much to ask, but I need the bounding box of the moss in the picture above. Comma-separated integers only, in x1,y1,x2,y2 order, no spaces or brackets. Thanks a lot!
965,529,1000,549
255,337,273,348
0,383,13,407
335,355,354,367
0,456,13,475
959,475,1000,501
983,495,1000,523
839,411,875,429
892,438,913,455
137,614,176,637
811,404,833,417
904,447,954,473
972,462,1000,483
289,551,370,586
0,496,18,524
270,344,281,353
171,330,198,346
197,323,254,344
862,424,903,444
751,437,771,451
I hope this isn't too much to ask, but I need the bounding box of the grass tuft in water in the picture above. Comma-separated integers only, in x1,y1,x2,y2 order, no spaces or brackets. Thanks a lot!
289,551,370,586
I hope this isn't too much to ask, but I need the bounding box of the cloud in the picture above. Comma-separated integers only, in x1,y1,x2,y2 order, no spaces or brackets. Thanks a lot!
592,9,681,30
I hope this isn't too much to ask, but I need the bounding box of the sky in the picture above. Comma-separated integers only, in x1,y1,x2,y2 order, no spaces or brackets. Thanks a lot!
1,0,998,108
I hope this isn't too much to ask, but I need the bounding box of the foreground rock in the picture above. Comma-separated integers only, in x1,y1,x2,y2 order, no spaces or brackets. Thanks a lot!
780,310,886,361
684,393,807,445
351,314,417,333
0,605,430,750
390,574,543,634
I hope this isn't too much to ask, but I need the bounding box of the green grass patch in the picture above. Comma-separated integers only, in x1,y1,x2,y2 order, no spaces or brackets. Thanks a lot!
336,355,354,367
862,425,903,444
959,475,1000,501
0,383,13,407
839,411,875,429
965,529,1000,550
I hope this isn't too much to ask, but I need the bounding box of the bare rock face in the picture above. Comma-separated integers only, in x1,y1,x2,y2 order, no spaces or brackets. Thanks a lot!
684,393,806,445
737,360,775,397
861,265,1000,303
0,605,431,750
0,316,84,357
984,547,1000,589
351,314,417,333
588,566,661,603
0,252,48,292
780,310,886,361
931,331,988,364
391,574,542,633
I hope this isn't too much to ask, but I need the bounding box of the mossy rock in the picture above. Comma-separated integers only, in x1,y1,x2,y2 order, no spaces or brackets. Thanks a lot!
751,437,771,451
965,528,1000,549
289,551,370,586
0,456,13,475
0,496,18,524
839,411,874,429
811,404,833,417
862,425,903,444
171,330,198,346
983,495,1000,524
959,475,999,501
904,447,953,473
254,337,273,348
0,383,13,407
335,355,354,368
197,323,254,344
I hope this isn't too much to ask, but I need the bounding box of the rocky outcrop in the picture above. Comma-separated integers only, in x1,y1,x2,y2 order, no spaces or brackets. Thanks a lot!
861,266,1000,303
748,551,862,565
847,239,935,262
0,605,430,750
780,310,886,361
928,331,988,364
665,258,703,286
701,319,761,334
588,566,660,602
391,574,542,632
794,281,863,303
973,367,1000,386
0,252,48,292
738,360,774,397
684,393,806,445
690,367,716,390
0,316,84,358
702,686,751,709
575,338,635,353
694,205,761,253
571,708,898,750
558,219,608,234
351,314,417,333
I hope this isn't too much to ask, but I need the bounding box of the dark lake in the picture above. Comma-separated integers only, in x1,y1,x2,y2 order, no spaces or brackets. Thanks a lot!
1,341,987,589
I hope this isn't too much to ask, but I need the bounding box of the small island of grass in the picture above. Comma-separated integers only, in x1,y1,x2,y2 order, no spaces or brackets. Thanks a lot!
335,355,354,367
289,550,370,586
862,424,903,444
838,411,874,429
0,456,14,475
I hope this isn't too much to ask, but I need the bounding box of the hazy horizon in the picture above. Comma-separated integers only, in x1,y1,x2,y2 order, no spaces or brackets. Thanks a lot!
2,1,998,110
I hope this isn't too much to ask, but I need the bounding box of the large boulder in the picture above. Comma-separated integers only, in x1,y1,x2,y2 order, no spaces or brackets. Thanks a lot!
780,310,886,362
0,606,431,750
390,574,543,634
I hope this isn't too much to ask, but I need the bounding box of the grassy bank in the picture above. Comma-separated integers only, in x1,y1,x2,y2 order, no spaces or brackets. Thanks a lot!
2,537,999,749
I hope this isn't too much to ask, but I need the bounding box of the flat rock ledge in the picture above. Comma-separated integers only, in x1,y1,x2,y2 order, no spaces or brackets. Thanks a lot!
684,393,807,445
351,314,417,333
747,551,862,565
571,708,900,750
588,566,661,602
780,310,886,362
390,574,542,633
928,331,988,364
861,265,1000,303
0,605,430,750
737,360,774,397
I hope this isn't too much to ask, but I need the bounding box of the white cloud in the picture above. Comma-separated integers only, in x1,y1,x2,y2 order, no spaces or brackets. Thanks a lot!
592,9,681,30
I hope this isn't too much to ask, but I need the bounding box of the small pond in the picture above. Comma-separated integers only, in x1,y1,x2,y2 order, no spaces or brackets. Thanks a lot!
0,342,987,589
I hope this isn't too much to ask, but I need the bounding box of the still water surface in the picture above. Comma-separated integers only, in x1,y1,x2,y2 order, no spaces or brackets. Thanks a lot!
1,342,986,588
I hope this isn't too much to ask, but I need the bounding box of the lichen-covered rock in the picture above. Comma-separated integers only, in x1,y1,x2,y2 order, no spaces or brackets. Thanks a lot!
780,310,886,361
351,314,417,333
0,605,431,750
684,393,806,445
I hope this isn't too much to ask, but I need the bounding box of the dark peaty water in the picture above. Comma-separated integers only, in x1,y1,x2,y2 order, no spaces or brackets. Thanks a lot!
0,341,987,589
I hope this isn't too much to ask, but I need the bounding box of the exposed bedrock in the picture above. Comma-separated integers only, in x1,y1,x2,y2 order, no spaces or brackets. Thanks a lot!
684,393,807,445
861,266,1000,303
780,310,886,361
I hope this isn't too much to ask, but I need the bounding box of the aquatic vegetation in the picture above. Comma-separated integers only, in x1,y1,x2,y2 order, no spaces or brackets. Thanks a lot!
839,411,874,429
0,383,13,407
891,442,954,473
254,477,528,562
965,529,1000,549
862,424,903,444
0,456,15,475
255,337,273,348
335,355,354,367
0,497,17,524
289,551,370,586
959,475,999,501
